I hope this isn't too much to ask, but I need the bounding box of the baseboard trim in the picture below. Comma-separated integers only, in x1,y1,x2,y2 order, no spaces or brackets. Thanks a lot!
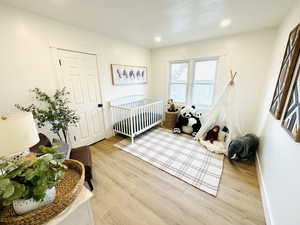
256,153,274,225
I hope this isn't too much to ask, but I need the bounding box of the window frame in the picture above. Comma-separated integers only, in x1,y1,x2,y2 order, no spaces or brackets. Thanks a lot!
168,57,218,108
168,60,190,104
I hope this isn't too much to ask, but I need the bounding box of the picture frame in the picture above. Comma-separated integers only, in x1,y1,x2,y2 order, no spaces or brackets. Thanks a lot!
111,64,147,85
270,24,300,119
282,47,300,142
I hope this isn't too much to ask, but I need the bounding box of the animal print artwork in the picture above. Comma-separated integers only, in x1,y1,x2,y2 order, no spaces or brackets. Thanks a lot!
111,64,147,85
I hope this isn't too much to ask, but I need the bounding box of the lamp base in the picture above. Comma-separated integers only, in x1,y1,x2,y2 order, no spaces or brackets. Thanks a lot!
0,150,30,175
7,149,30,163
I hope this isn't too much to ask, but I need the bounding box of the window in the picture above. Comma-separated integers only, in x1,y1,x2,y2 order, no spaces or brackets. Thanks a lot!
169,58,217,107
169,62,189,102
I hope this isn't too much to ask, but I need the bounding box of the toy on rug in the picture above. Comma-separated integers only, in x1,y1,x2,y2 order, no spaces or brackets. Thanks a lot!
173,105,202,136
199,125,229,154
228,134,259,161
204,125,220,143
167,99,178,112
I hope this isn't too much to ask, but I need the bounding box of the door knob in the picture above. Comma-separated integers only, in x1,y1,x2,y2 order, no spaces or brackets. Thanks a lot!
98,104,103,108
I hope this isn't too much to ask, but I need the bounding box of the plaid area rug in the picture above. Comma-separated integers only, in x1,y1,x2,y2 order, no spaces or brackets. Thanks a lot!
114,127,224,196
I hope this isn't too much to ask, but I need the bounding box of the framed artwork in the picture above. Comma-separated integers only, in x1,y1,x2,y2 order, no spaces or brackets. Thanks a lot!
282,48,300,142
270,24,300,119
111,64,147,85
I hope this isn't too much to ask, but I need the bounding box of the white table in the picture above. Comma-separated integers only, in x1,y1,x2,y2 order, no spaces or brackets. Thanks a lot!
46,187,95,225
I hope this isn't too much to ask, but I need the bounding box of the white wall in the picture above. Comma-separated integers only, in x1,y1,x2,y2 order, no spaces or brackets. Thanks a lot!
150,29,276,132
257,1,300,225
0,4,151,139
1,3,299,224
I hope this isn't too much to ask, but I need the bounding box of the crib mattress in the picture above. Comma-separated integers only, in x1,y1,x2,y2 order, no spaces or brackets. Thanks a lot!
113,112,162,134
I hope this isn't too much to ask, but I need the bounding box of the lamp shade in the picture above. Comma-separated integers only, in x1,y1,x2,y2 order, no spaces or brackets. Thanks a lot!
0,112,39,157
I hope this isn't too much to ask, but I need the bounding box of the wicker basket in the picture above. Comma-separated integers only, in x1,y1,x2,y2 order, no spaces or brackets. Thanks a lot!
0,159,85,225
164,111,179,129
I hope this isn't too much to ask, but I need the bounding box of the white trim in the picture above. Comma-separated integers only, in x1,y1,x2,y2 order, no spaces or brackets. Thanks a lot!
256,153,275,225
49,45,98,55
186,59,194,105
191,57,218,107
168,57,219,106
169,55,221,62
168,60,189,103
50,47,107,146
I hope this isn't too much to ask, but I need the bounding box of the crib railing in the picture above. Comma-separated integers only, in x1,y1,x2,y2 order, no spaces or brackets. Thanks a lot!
110,95,144,107
111,106,131,136
111,97,163,143
132,101,163,135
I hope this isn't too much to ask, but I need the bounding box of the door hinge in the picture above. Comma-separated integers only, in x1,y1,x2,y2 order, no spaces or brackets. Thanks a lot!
58,59,62,66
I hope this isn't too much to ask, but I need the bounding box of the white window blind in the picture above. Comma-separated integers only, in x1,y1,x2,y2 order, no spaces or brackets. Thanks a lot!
169,61,189,102
169,58,218,107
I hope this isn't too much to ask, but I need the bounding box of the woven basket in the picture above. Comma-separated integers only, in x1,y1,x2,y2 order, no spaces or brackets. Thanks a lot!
0,159,85,225
164,111,179,129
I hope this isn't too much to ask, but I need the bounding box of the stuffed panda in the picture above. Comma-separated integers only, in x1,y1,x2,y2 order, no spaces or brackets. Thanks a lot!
173,105,202,137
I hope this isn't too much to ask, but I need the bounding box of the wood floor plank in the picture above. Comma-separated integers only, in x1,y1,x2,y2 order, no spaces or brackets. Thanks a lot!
90,136,266,225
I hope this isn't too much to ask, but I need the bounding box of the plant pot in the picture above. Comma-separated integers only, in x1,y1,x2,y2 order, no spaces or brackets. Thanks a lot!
12,187,56,215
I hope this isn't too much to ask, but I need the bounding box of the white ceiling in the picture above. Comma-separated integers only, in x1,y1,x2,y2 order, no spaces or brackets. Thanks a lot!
0,0,295,48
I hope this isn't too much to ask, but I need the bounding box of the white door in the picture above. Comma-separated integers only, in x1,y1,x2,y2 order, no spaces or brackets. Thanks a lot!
57,50,105,148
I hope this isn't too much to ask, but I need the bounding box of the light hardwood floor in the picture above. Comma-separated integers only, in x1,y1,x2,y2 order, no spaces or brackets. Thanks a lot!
90,135,265,225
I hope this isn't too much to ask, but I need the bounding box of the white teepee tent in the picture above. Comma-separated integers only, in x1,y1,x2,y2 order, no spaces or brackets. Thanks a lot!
195,71,244,154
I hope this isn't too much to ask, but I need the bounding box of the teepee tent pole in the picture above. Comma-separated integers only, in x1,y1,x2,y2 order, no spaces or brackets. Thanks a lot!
195,70,243,154
229,70,237,85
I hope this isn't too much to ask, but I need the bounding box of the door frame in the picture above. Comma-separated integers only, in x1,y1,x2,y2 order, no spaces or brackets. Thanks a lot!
50,46,107,147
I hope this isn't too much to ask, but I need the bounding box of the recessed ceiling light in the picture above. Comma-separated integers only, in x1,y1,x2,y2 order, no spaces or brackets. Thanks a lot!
220,18,232,28
154,36,162,42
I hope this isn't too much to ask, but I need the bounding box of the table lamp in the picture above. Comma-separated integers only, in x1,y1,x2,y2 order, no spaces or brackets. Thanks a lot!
0,112,39,158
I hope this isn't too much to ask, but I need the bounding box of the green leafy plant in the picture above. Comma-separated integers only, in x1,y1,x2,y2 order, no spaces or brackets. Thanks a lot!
0,146,67,206
15,87,79,143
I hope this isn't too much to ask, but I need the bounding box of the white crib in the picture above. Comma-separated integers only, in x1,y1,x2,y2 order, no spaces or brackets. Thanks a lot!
110,95,163,143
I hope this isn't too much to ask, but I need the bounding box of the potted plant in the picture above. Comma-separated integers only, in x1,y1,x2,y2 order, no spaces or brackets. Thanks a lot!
0,144,67,215
15,87,79,144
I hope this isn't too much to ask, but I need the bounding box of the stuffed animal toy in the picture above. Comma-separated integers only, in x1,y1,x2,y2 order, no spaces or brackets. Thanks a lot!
173,105,202,136
228,134,259,161
204,125,220,143
167,99,178,112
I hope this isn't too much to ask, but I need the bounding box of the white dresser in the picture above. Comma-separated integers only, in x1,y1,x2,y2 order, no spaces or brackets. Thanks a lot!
46,187,94,225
